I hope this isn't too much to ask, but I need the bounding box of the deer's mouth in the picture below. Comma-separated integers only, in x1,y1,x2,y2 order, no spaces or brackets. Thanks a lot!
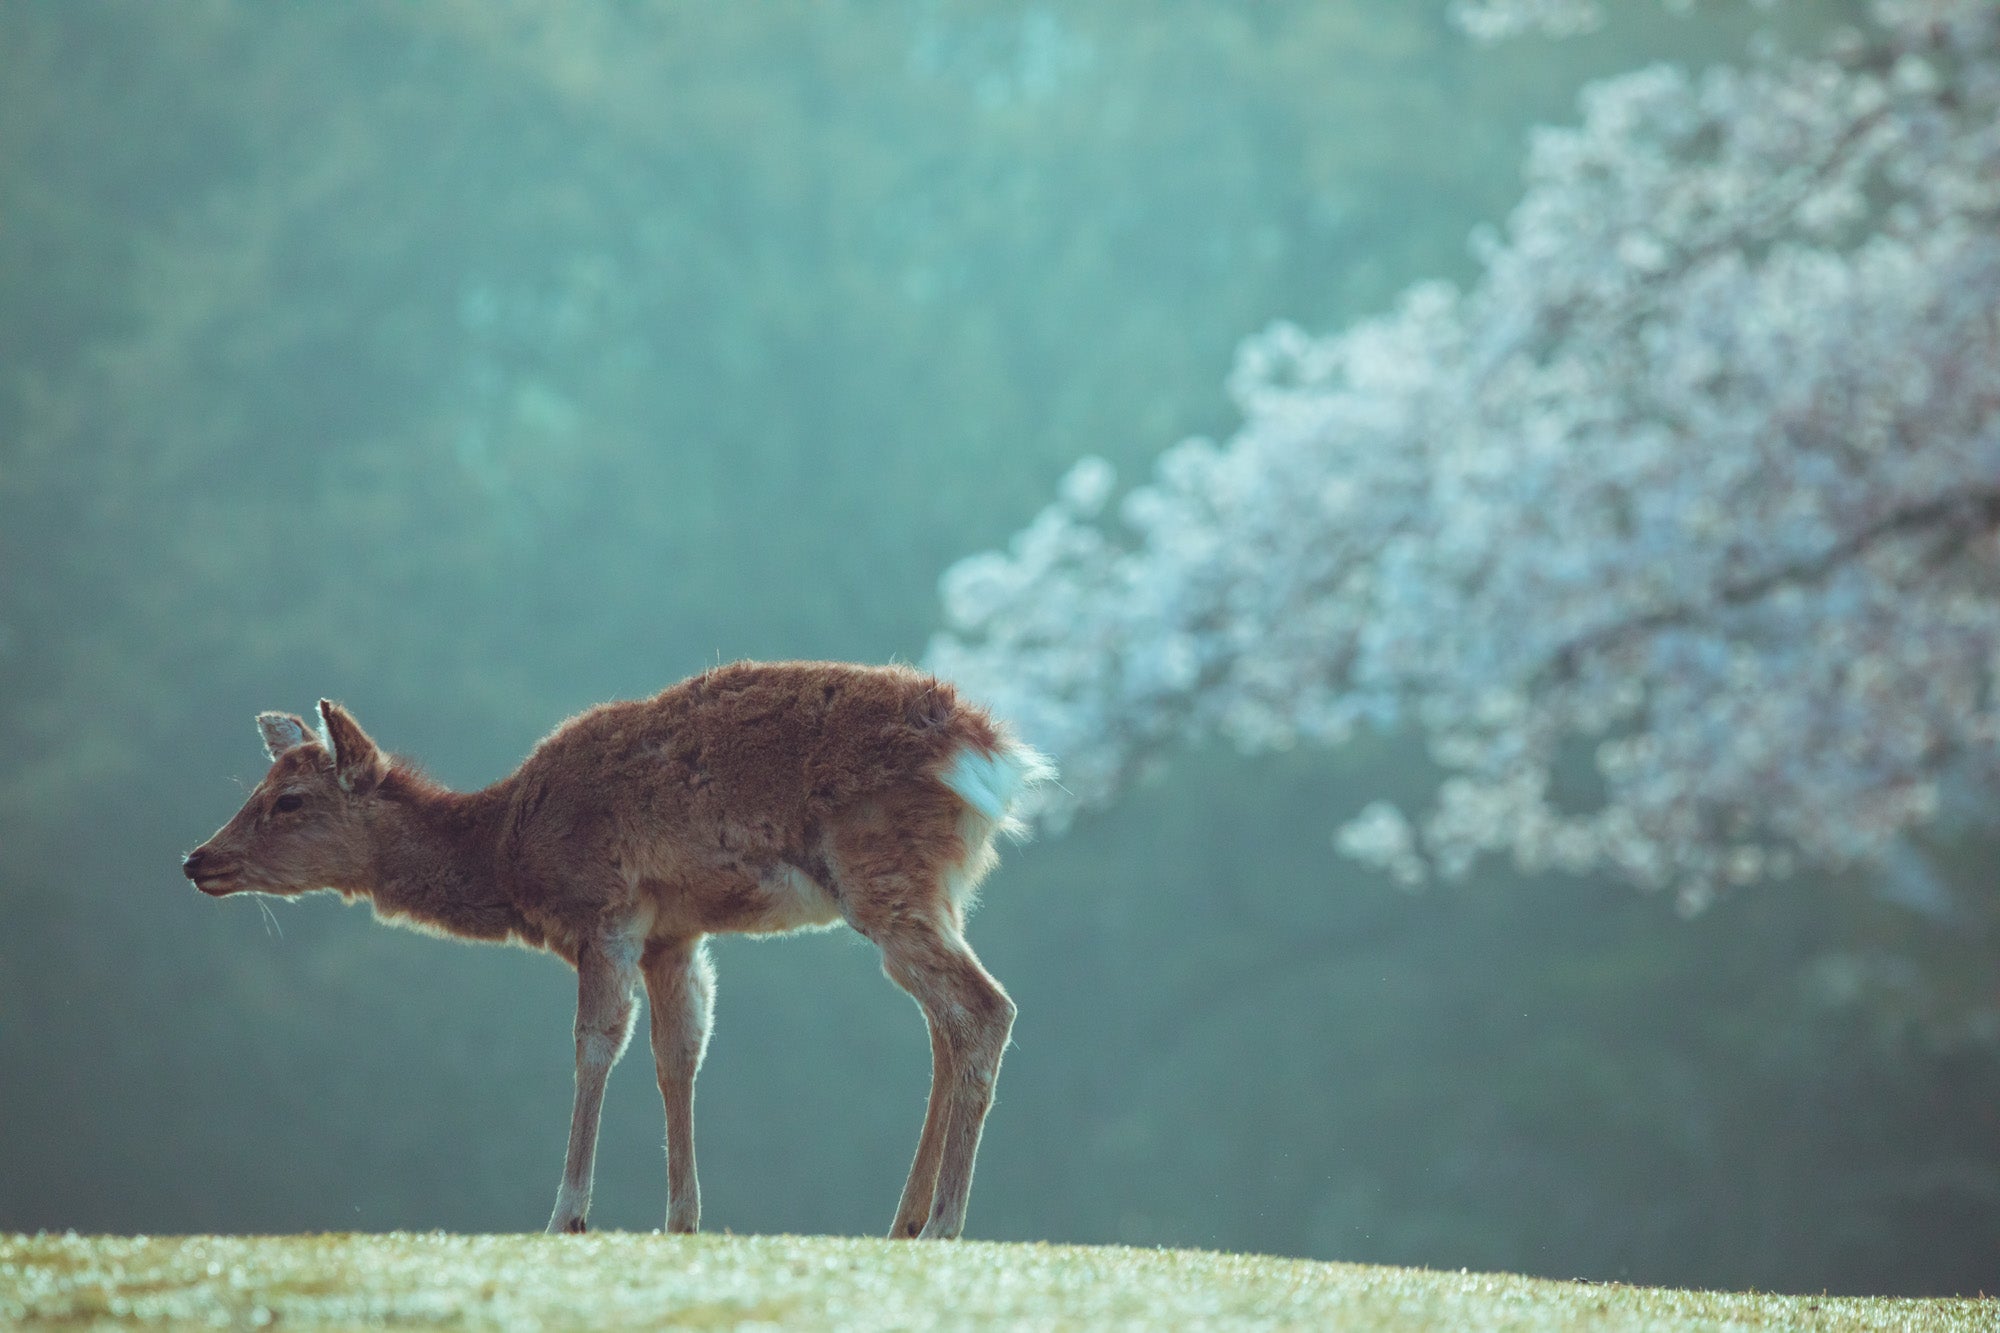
191,868,242,897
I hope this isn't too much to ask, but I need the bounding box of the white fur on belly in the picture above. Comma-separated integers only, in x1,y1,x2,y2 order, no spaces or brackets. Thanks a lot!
756,862,843,934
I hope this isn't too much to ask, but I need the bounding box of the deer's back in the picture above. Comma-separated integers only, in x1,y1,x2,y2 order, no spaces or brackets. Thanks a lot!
499,661,1000,932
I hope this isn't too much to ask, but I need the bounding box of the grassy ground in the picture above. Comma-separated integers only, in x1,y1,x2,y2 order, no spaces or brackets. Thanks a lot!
0,1232,1991,1331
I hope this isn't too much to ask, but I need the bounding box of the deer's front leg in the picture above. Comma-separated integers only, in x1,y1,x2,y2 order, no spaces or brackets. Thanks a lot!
642,935,715,1234
547,929,641,1235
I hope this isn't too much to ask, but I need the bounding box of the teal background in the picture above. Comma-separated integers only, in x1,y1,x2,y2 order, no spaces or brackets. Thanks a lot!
2,1,1993,1295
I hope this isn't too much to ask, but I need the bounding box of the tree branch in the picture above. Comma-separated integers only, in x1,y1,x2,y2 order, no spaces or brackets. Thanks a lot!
1543,486,2000,682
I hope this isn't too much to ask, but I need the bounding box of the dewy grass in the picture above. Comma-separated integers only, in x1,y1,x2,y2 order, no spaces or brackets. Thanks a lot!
1,1232,1991,1331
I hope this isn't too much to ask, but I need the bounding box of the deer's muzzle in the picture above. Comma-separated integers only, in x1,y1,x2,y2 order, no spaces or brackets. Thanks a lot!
181,848,238,896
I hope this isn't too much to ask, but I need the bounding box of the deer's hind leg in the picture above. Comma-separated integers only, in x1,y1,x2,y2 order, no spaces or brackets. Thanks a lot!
830,789,1017,1241
888,1008,958,1239
877,921,1014,1239
643,935,715,1234
547,924,643,1235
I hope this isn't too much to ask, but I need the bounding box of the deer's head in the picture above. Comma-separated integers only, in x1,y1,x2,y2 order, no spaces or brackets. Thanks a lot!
181,700,388,898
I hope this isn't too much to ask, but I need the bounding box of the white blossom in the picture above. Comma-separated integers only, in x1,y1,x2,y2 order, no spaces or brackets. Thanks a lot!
1451,0,1607,42
926,1,2000,905
1452,0,1781,44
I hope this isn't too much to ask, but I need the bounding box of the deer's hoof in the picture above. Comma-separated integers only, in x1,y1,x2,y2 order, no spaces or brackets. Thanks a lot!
547,1215,588,1235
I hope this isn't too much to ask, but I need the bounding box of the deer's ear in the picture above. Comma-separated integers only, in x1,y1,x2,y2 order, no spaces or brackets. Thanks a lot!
257,712,315,761
318,699,388,793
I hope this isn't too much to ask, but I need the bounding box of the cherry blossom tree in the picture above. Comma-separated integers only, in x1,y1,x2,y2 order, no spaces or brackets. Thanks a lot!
926,0,2000,909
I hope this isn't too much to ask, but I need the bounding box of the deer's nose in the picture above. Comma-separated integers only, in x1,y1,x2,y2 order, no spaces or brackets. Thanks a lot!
182,849,207,880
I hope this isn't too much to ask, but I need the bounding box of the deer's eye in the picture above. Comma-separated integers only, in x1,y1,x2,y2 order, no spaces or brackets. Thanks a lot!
273,793,305,814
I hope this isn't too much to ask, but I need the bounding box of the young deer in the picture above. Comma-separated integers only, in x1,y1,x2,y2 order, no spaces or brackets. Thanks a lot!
180,660,1052,1240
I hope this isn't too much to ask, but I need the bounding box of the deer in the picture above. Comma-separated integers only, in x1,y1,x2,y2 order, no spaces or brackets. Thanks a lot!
179,660,1053,1240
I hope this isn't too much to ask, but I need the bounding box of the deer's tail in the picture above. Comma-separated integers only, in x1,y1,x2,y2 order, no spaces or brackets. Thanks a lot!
937,733,1057,840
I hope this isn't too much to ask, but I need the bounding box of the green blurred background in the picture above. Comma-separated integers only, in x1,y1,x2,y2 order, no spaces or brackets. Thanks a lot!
2,0,1993,1297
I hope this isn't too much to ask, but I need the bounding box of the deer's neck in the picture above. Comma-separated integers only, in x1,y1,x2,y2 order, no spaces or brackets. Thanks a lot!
365,774,526,944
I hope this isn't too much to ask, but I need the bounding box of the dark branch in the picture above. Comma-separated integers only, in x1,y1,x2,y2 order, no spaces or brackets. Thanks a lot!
1542,486,2000,683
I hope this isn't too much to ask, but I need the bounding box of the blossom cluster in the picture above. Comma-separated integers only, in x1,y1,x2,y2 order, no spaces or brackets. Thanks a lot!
926,1,2000,907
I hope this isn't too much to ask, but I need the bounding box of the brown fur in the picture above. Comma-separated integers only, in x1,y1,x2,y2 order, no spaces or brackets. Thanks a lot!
182,660,1044,1240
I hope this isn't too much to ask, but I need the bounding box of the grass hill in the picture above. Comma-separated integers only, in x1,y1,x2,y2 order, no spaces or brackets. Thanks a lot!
2,1232,1990,1330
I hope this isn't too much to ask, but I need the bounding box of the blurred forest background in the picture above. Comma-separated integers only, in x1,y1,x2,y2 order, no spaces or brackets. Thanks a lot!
2,0,1994,1298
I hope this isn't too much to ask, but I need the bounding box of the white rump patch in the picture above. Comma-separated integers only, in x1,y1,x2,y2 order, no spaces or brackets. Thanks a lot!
938,739,1057,915
938,740,1057,839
